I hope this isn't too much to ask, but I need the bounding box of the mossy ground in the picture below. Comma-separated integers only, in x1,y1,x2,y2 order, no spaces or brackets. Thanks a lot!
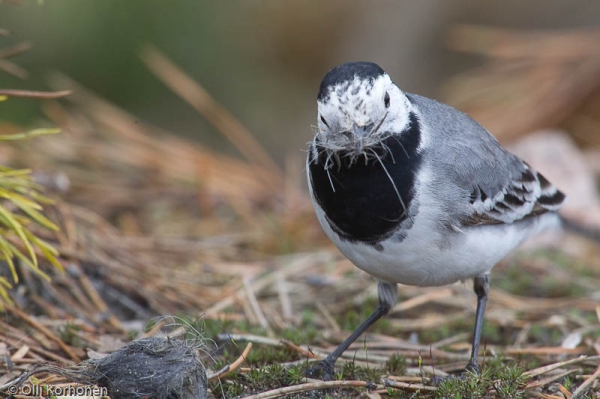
185,246,600,398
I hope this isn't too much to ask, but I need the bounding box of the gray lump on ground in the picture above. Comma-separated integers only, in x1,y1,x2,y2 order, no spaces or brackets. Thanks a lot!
5,337,209,399
89,337,208,399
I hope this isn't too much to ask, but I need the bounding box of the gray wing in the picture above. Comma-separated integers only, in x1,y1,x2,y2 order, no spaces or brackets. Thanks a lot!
406,93,566,226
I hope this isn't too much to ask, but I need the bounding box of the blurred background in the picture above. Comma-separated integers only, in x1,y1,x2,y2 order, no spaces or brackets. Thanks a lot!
2,0,600,161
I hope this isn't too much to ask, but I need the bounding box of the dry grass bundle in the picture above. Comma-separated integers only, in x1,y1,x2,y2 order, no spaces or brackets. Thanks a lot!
444,25,600,149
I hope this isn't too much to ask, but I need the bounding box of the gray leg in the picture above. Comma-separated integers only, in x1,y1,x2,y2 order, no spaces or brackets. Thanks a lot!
466,274,490,372
308,281,397,380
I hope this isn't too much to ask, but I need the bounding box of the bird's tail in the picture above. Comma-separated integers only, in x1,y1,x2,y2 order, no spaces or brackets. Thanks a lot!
559,215,600,242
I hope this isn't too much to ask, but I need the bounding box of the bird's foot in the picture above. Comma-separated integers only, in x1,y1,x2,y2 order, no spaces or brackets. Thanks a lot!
305,359,336,381
464,361,479,374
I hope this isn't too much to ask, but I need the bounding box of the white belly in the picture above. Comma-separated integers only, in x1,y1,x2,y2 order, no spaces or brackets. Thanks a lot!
314,204,560,287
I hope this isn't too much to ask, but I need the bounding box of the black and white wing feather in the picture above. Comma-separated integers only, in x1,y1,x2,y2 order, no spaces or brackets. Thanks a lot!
465,162,566,226
407,93,566,228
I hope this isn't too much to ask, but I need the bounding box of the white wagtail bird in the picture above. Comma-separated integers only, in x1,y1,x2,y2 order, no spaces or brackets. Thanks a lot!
306,62,566,380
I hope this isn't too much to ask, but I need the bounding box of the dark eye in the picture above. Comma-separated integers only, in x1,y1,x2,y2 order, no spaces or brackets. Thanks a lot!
384,92,390,108
320,115,329,127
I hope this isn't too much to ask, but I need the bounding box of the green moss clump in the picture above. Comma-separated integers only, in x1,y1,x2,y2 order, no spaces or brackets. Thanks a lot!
386,353,407,375
435,359,527,399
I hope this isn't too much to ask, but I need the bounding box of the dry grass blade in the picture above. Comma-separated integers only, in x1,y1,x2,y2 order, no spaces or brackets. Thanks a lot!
0,41,32,59
390,287,453,314
525,369,580,390
0,58,27,79
6,305,81,362
383,378,437,392
280,339,319,359
242,380,370,399
0,128,60,140
0,30,31,79
208,342,252,381
217,333,282,347
139,44,282,189
0,89,71,99
558,384,573,399
523,356,596,379
571,364,600,398
243,276,271,332
505,347,588,356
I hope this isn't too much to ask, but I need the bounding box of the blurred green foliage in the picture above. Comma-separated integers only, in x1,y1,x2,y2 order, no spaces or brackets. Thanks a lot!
0,126,63,310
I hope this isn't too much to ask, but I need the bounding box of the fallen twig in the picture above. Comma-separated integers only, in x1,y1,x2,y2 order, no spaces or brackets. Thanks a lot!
208,342,252,381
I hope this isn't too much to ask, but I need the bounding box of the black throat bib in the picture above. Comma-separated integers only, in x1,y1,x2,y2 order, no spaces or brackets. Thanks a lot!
309,113,422,244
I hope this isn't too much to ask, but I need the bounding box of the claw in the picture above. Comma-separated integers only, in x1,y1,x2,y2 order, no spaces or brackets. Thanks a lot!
464,361,480,374
306,360,336,381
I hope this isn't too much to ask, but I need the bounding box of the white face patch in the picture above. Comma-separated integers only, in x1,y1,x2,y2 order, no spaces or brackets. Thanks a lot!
314,74,412,166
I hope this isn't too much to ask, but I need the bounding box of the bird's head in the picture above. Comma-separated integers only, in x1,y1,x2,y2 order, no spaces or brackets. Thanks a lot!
314,62,411,167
